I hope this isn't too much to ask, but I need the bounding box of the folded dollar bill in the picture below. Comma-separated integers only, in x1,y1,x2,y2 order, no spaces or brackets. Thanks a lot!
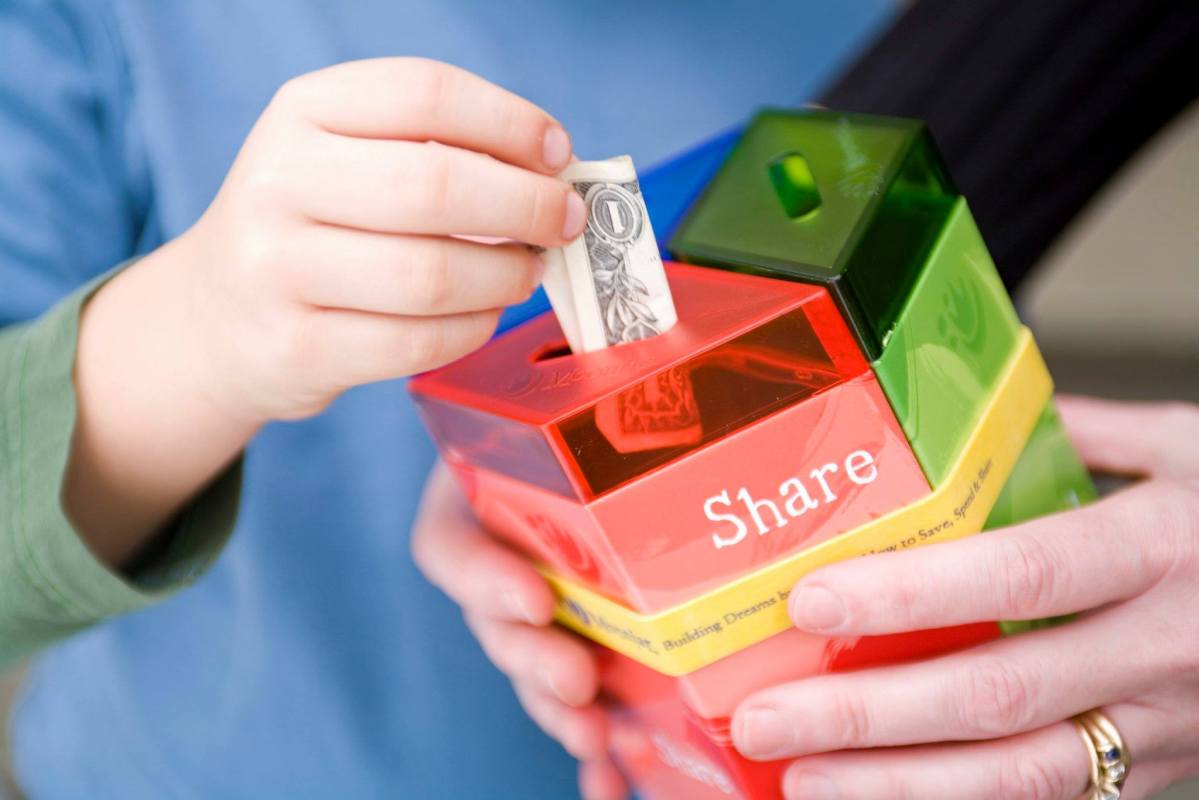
540,156,678,353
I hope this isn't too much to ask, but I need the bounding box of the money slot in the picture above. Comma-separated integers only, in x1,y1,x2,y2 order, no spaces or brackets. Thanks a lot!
410,263,927,614
531,341,573,363
556,304,850,498
767,151,821,220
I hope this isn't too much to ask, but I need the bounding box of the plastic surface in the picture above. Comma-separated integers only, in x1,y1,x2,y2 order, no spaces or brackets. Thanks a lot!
457,370,927,611
414,263,930,612
411,262,869,502
598,399,1091,800
870,198,1022,485
985,401,1098,530
669,108,957,358
541,330,1051,673
601,621,1000,800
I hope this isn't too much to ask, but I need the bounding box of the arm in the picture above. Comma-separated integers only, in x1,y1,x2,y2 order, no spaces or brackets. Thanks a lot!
63,58,581,568
2,43,583,663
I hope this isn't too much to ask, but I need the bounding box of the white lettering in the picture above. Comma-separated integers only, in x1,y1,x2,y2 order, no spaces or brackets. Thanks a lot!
809,462,840,503
706,490,749,549
845,449,878,484
737,487,788,535
704,449,884,551
779,477,818,517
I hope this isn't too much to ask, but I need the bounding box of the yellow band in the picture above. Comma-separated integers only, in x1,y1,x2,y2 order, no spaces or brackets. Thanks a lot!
540,327,1052,675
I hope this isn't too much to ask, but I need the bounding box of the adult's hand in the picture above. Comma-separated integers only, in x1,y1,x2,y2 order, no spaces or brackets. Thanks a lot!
732,396,1199,799
411,461,629,800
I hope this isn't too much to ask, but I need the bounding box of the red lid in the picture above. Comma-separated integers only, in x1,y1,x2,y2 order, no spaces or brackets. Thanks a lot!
410,262,868,500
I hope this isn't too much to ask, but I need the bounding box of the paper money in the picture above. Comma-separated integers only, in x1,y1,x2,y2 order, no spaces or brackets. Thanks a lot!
594,366,703,454
541,156,677,353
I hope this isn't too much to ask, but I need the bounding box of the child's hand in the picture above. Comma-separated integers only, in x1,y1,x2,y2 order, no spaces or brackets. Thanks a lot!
67,59,581,565
411,462,630,800
175,57,583,422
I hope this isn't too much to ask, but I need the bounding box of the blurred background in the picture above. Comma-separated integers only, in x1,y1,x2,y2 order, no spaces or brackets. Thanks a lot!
2,0,1195,797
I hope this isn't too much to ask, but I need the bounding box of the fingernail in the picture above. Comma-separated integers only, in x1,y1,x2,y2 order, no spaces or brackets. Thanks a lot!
542,125,572,171
790,585,848,632
502,590,537,624
538,666,566,703
786,770,839,800
734,707,791,758
562,191,586,240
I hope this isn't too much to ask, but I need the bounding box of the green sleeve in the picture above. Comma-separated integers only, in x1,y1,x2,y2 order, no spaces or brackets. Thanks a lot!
0,266,242,668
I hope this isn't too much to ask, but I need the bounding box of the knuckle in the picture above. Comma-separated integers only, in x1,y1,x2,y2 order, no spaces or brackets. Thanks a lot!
1162,400,1199,438
402,58,453,120
887,572,928,629
237,228,286,276
491,97,528,156
237,146,288,199
409,244,453,311
995,536,1061,616
277,312,317,375
997,753,1069,800
521,180,562,243
1162,477,1199,538
405,320,449,371
233,132,303,206
957,658,1036,737
451,312,500,362
268,75,307,112
497,248,541,305
413,143,454,225
1152,478,1199,575
829,691,874,748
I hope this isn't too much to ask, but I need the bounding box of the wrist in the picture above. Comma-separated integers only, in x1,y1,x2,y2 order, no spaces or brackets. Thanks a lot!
66,238,261,569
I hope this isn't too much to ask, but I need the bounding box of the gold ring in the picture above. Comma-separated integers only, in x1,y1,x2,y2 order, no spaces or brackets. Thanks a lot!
1072,709,1130,799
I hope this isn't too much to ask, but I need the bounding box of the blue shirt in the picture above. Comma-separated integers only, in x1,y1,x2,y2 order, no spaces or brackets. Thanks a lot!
0,2,889,797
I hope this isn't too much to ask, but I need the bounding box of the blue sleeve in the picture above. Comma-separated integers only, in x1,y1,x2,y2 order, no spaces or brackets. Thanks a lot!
0,0,150,325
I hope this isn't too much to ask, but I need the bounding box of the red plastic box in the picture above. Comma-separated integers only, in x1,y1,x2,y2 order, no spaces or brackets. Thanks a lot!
411,263,929,612
600,622,1002,799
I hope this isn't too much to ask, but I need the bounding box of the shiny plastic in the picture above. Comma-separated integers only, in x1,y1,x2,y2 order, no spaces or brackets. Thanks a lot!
411,262,867,501
410,263,930,612
601,621,1001,800
986,401,1098,530
669,109,957,358
599,400,1094,800
871,198,1022,484
538,330,1052,671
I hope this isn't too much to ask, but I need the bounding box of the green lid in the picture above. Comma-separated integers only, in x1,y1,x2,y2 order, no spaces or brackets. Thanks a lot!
670,108,958,357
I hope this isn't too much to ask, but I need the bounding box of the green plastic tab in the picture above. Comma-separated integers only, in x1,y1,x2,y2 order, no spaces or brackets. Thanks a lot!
870,199,1020,485
669,108,957,357
990,400,1098,636
986,401,1098,531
